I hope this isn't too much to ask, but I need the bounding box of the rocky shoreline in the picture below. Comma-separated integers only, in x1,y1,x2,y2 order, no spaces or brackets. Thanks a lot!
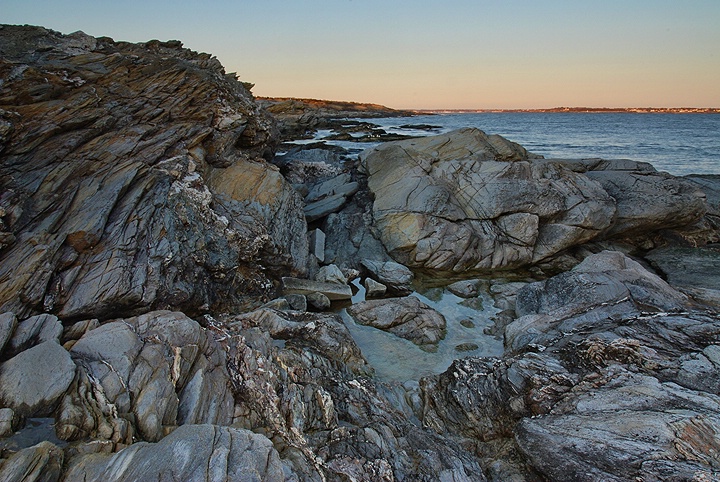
1,25,720,481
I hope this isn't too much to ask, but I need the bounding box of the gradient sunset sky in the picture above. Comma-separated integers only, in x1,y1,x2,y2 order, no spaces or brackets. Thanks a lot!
4,0,720,109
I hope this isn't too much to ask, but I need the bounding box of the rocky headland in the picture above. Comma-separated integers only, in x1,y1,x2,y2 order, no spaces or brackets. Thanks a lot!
1,24,720,481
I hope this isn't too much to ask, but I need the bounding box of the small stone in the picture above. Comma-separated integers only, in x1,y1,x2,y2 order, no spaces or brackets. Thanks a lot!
361,259,414,294
0,407,16,437
447,279,484,298
459,297,484,311
309,229,326,263
304,194,347,222
284,294,308,312
307,292,331,311
364,278,387,298
282,277,352,301
315,264,348,285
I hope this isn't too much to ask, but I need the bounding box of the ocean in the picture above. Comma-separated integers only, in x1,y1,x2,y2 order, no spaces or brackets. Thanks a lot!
323,112,720,177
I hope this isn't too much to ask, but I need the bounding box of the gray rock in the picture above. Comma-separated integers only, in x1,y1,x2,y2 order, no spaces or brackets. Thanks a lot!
282,276,352,301
6,313,63,357
347,296,446,350
583,164,707,237
361,259,414,294
446,279,485,298
305,172,352,202
304,193,347,222
0,311,17,355
0,441,64,482
306,292,332,311
363,278,387,298
0,341,75,417
515,371,720,482
65,311,234,443
64,424,286,481
421,247,720,481
283,294,307,311
315,264,348,285
0,26,305,320
308,228,326,263
360,128,616,272
646,246,720,307
508,251,689,352
323,199,390,271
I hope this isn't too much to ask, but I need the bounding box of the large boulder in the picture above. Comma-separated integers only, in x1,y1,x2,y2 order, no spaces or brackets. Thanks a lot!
360,128,616,272
507,250,690,351
550,158,707,238
0,26,306,320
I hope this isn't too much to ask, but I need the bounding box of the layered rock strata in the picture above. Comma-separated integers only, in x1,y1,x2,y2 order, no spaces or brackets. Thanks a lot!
0,25,306,320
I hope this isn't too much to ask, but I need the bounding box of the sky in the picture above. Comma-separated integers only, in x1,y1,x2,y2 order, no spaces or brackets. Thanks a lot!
3,0,720,109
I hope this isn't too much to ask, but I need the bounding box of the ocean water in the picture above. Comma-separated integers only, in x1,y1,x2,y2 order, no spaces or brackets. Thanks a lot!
329,113,720,176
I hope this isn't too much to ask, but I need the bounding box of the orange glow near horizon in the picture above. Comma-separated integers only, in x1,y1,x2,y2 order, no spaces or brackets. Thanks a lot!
3,0,719,110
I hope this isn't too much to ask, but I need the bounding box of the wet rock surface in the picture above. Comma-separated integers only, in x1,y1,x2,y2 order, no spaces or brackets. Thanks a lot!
2,24,720,482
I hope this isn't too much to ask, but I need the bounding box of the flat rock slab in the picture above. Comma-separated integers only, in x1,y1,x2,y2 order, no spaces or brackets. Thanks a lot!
347,296,446,350
282,277,352,301
304,194,347,222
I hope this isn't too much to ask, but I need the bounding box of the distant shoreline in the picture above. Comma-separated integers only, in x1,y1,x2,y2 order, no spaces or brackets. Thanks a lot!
415,107,720,114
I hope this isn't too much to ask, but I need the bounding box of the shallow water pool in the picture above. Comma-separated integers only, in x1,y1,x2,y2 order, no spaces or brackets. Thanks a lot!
340,280,504,382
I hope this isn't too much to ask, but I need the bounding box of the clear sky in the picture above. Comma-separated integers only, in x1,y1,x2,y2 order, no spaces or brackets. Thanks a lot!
3,0,720,109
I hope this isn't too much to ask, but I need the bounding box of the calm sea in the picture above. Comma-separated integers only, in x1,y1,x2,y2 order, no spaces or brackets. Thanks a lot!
342,113,720,177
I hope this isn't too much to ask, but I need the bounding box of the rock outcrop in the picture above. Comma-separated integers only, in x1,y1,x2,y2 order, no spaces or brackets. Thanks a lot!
0,25,306,320
360,128,617,272
3,24,720,482
360,128,709,273
421,251,720,480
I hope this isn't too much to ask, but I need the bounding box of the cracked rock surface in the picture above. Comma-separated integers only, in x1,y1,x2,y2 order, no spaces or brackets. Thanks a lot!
0,25,306,320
